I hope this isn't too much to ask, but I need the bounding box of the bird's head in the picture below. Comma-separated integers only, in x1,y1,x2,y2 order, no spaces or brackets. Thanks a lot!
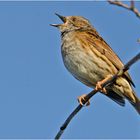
50,13,92,33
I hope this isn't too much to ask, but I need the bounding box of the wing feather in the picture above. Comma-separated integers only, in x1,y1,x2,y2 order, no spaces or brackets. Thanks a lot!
78,29,135,87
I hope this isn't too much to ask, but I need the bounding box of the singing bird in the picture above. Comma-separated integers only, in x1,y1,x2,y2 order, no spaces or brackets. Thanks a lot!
51,13,140,114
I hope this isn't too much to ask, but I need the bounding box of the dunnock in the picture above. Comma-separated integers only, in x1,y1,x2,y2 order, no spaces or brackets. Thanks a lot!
51,13,140,114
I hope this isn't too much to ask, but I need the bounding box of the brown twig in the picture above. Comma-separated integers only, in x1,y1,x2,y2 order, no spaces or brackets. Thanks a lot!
108,0,140,18
55,52,140,139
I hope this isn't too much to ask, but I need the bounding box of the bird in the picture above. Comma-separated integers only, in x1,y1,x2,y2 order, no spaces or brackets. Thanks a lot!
51,13,140,114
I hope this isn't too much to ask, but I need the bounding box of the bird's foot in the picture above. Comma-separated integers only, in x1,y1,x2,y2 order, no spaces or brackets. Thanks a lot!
95,75,113,94
77,94,90,106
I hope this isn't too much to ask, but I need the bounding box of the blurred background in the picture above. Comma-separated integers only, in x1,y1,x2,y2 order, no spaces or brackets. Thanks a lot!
0,1,139,139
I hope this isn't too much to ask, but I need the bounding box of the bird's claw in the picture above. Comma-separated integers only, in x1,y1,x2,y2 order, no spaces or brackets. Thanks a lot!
77,94,90,106
95,75,113,94
95,81,107,94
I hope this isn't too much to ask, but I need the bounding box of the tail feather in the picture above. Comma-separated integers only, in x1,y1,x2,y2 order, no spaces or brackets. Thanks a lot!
105,90,125,106
106,89,140,115
130,95,140,115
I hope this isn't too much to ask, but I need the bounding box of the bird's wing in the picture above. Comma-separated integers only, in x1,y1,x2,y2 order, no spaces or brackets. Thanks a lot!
82,29,135,87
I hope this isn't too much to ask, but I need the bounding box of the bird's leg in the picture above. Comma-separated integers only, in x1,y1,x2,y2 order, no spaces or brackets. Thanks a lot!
77,94,90,106
78,75,112,106
95,75,113,94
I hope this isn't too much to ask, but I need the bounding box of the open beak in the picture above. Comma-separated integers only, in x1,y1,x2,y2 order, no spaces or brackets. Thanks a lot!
50,13,66,27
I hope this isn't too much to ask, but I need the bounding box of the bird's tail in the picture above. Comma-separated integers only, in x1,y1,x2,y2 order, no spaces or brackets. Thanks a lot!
130,93,140,115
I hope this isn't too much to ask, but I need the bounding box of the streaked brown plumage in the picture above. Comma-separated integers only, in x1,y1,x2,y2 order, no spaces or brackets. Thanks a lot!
51,13,140,114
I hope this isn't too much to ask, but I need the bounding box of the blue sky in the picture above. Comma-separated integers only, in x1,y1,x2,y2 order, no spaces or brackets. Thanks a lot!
0,1,140,139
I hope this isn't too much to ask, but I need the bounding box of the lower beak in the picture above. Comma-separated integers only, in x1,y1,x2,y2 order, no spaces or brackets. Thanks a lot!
50,24,60,27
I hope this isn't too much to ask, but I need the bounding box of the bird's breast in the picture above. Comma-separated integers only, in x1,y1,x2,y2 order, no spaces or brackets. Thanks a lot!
61,32,115,87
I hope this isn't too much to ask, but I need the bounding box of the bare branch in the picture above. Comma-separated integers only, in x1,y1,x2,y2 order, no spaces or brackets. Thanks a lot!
108,0,140,18
130,0,135,10
55,52,140,140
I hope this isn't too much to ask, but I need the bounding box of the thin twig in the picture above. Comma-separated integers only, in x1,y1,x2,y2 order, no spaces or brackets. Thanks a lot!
108,0,140,18
130,0,135,10
55,52,140,139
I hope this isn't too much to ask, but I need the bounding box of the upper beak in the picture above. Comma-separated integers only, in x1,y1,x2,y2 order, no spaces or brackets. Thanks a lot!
50,13,66,27
55,13,66,23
